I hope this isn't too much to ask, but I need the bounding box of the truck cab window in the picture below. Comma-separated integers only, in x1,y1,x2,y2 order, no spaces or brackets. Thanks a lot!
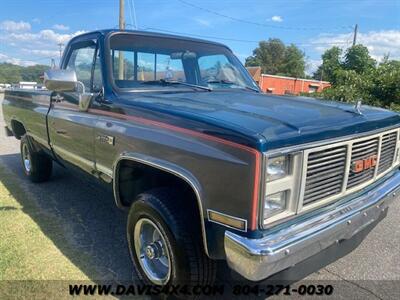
111,50,186,86
109,34,257,91
66,45,96,91
112,50,135,80
156,54,185,81
198,54,246,88
137,52,155,81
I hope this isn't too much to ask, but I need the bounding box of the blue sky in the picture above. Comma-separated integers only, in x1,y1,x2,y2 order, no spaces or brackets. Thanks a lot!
0,0,399,74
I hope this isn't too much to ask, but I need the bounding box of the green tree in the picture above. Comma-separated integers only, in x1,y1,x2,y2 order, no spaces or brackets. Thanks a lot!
245,38,305,77
0,63,49,84
368,60,400,108
320,69,370,102
21,65,49,82
279,44,305,78
313,46,342,82
303,43,399,110
245,38,286,74
0,63,22,84
343,45,376,74
317,59,400,109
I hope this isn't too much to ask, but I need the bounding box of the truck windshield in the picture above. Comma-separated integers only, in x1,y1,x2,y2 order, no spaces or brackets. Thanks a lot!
108,33,259,92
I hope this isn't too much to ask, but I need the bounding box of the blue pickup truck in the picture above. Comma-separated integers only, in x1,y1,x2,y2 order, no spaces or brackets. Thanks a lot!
2,29,400,287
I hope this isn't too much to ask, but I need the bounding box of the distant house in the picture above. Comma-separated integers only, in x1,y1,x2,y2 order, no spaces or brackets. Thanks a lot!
260,74,331,95
246,68,331,95
18,82,38,89
0,83,11,89
246,67,262,84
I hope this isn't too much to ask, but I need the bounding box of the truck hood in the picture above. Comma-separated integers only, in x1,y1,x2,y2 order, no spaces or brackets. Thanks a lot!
121,90,400,150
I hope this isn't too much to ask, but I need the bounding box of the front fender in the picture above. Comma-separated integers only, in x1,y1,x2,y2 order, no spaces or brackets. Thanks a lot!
112,152,210,255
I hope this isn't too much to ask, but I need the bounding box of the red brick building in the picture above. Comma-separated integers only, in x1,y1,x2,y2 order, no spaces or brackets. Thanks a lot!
246,67,331,95
259,74,331,95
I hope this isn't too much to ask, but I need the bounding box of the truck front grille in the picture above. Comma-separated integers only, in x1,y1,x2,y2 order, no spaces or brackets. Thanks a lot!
378,132,397,174
303,146,347,204
302,129,398,207
347,137,379,189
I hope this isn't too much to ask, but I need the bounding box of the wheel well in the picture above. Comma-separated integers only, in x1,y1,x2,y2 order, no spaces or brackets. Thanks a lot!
116,159,199,209
115,158,208,255
10,120,26,139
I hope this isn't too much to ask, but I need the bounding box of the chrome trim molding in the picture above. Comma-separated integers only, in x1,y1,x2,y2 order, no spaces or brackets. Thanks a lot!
113,152,210,256
225,170,400,281
207,209,248,232
96,163,113,178
52,144,95,170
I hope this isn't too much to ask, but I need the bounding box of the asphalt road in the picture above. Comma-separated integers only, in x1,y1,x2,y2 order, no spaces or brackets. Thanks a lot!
0,94,399,299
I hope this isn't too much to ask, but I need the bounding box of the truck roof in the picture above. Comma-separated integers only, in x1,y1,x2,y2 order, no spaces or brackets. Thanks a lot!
70,29,232,52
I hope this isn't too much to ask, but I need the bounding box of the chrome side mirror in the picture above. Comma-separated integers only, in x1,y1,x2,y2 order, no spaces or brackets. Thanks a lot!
44,69,78,92
44,69,93,112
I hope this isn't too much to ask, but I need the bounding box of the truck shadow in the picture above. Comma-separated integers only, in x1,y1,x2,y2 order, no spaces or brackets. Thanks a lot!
0,153,136,283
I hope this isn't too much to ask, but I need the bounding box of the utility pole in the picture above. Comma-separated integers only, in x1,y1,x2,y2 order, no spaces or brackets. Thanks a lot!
57,43,64,60
118,0,125,80
352,24,358,46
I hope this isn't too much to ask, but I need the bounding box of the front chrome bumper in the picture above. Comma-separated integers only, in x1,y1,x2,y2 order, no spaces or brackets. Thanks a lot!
225,171,400,281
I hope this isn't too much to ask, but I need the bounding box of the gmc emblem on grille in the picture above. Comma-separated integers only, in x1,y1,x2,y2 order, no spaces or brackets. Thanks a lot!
351,155,377,173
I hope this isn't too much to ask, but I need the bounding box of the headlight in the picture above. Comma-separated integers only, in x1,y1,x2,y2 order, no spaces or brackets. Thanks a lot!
264,191,288,217
262,153,302,227
266,155,289,182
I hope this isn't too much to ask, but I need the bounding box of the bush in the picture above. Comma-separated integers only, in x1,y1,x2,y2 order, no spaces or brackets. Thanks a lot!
310,45,400,111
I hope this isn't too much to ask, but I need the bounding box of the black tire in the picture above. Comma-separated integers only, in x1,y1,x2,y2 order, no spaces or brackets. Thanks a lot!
127,188,216,289
20,135,52,183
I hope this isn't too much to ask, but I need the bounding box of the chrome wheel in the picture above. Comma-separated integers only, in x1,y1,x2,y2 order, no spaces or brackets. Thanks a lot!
22,143,31,173
134,218,171,285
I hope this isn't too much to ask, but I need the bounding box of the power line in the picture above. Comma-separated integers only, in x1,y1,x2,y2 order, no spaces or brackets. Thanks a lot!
131,0,138,29
176,0,353,32
143,26,350,47
125,0,138,30
127,0,134,30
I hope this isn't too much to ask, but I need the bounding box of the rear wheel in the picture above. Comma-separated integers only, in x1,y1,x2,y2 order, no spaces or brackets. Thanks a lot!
20,135,52,182
127,188,216,288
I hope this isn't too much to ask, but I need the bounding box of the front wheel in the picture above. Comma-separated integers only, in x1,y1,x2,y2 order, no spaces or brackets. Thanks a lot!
133,217,172,285
127,188,216,288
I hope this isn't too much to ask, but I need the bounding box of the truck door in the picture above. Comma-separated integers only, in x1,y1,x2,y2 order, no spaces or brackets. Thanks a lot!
47,38,100,174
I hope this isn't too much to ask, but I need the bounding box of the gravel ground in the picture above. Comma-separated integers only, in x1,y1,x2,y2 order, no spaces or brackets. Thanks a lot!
0,94,398,299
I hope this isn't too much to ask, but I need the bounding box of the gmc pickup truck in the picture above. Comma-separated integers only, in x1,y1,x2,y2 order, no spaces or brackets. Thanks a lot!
2,30,400,287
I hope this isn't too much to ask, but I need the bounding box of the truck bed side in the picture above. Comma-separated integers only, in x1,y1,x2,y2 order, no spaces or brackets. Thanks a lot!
2,89,52,149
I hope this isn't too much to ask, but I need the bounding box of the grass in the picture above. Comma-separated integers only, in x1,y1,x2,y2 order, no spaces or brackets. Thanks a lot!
0,164,98,299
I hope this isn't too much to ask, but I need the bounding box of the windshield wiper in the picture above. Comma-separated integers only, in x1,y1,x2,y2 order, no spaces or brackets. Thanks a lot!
143,79,212,91
206,79,260,93
207,79,236,85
